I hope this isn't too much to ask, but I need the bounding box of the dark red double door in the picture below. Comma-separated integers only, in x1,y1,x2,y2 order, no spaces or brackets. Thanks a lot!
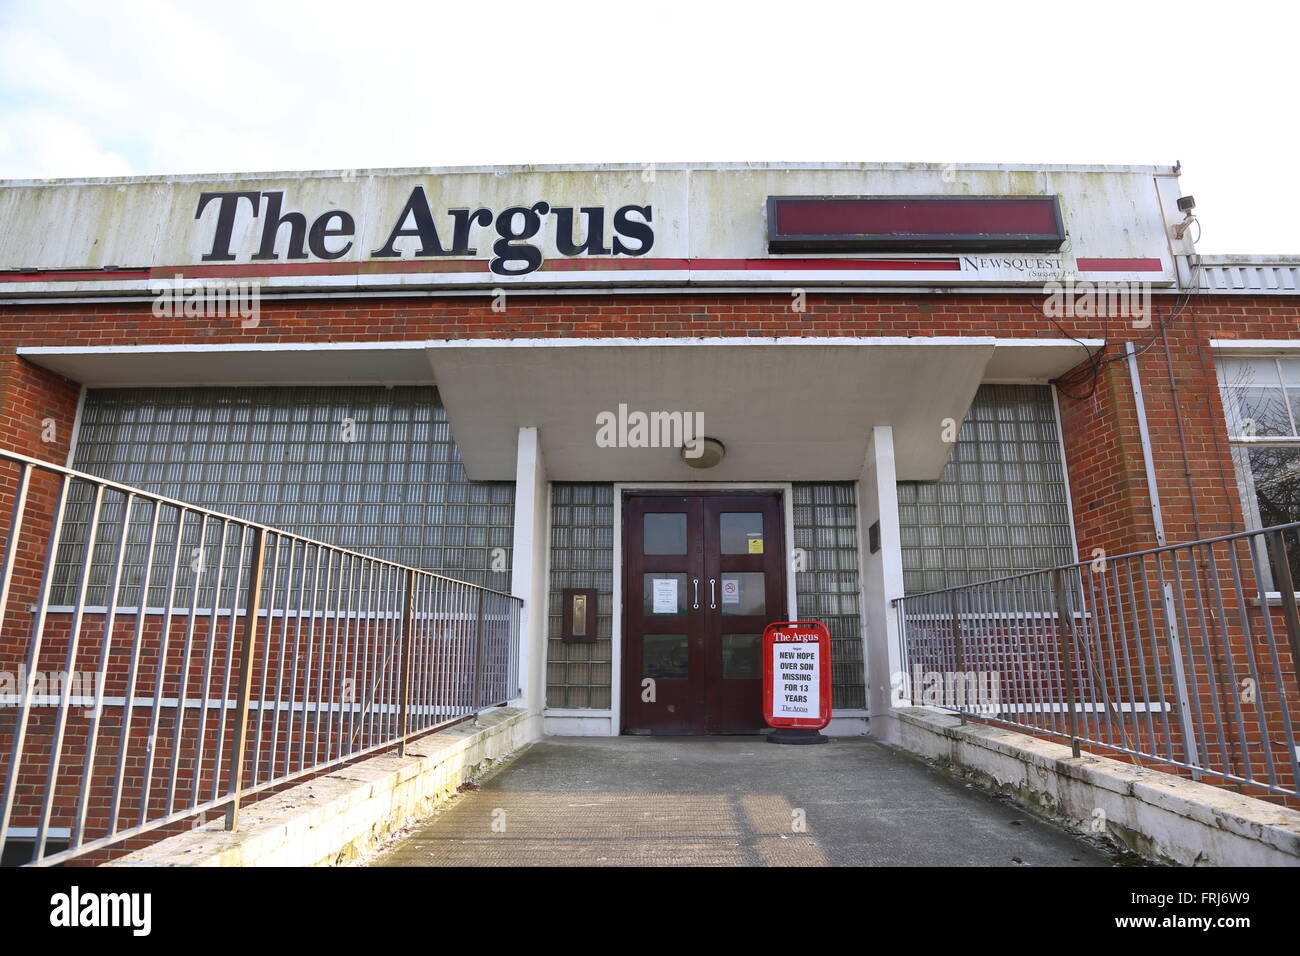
622,493,786,734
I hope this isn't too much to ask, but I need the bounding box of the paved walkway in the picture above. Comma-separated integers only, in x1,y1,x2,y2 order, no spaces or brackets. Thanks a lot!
373,736,1117,867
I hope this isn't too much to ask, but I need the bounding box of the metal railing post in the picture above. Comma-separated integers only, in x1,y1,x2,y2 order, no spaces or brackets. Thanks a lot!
1050,568,1082,758
892,599,909,707
1267,531,1300,694
947,590,966,725
225,527,267,830
397,568,416,756
472,588,487,710
1160,571,1202,778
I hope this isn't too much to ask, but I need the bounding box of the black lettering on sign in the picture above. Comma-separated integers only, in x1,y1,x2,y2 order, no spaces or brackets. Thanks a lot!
612,204,654,256
447,208,494,256
190,190,656,276
491,203,551,276
553,207,611,256
253,191,309,261
309,210,355,260
372,186,447,258
195,191,262,262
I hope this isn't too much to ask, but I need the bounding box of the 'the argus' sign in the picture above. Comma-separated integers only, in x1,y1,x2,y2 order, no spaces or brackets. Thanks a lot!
762,621,832,729
193,189,654,277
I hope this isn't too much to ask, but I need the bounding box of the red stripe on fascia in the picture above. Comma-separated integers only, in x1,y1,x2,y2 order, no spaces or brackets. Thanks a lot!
153,260,489,279
1075,258,1164,272
157,262,362,279
2,256,964,283
171,256,965,276
744,258,960,271
544,257,962,272
540,258,691,271
0,268,151,282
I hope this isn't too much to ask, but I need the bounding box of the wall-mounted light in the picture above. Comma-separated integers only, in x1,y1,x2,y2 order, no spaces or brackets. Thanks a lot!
683,437,726,469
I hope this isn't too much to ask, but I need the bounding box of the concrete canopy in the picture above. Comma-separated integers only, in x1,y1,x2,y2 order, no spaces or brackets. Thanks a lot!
18,341,434,387
17,336,1099,482
426,337,1095,482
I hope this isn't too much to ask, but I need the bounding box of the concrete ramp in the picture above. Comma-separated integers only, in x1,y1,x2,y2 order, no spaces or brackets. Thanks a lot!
372,736,1114,867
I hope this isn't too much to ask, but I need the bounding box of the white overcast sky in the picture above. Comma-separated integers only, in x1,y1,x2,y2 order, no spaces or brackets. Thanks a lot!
0,0,1295,254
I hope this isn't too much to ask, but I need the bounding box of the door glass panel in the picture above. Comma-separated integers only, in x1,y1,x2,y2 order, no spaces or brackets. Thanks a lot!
644,634,689,679
643,573,687,614
719,572,765,615
720,512,764,554
644,513,688,554
722,634,761,679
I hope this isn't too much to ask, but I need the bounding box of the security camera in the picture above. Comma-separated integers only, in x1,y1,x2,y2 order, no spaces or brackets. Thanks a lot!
1172,196,1198,240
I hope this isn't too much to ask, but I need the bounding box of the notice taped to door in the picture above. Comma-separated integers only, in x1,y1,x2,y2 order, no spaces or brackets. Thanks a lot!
761,621,832,729
652,577,678,614
721,577,739,604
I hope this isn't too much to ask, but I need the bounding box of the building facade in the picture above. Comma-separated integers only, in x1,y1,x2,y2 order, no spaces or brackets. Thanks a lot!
0,161,1296,748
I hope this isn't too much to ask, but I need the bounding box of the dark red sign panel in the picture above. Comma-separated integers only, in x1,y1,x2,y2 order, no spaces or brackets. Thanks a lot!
767,195,1065,253
762,621,833,730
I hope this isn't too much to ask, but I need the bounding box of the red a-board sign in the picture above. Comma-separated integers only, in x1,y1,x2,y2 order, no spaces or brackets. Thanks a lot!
762,621,833,730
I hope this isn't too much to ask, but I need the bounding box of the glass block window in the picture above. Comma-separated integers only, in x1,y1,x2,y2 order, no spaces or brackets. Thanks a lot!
546,483,614,709
897,384,1073,594
792,482,864,710
56,385,513,605
1216,357,1300,590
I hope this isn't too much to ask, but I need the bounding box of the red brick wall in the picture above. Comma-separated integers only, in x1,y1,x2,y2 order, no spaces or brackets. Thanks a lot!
2,292,1110,345
2,289,1294,560
0,352,78,463
1055,300,1262,567
0,355,80,641
1,290,1299,840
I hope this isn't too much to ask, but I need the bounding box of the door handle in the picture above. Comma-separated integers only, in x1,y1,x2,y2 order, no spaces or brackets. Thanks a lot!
692,578,700,609
709,578,717,610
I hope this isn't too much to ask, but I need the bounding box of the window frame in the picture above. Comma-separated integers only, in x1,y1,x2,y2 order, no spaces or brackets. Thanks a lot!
1216,353,1300,597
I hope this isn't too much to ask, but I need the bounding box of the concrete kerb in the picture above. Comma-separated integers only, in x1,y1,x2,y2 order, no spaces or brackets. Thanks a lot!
104,705,536,867
892,705,1300,866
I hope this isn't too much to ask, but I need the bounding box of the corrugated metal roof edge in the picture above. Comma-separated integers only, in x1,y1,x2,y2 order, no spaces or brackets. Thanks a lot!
1191,255,1300,293
1196,254,1300,266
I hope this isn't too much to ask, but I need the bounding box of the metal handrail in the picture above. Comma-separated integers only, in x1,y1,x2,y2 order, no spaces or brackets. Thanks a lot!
892,519,1300,604
0,448,523,865
0,447,516,598
893,523,1300,796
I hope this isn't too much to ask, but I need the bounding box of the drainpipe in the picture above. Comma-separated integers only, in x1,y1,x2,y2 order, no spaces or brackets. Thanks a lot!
1126,341,1165,548
1126,341,1201,775
1160,323,1206,542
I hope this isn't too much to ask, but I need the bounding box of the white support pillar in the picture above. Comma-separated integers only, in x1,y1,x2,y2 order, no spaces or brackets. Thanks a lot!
510,426,549,735
856,426,907,744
